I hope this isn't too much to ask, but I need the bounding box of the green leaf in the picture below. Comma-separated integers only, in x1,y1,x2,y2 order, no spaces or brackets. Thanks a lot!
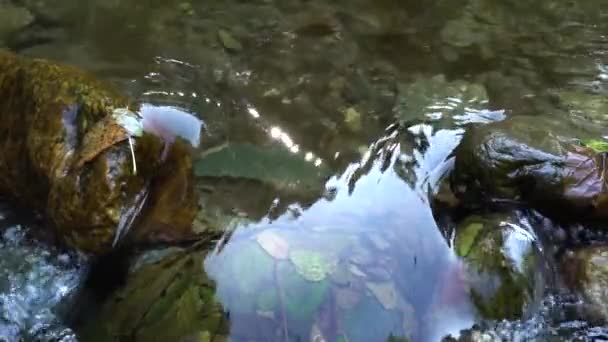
278,262,329,321
194,143,329,192
289,249,335,282
584,139,608,153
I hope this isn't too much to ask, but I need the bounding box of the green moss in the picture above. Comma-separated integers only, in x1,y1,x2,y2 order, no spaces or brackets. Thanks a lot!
456,214,539,321
455,221,484,257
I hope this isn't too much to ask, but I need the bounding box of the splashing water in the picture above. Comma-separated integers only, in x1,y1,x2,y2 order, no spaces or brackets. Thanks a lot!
0,225,84,341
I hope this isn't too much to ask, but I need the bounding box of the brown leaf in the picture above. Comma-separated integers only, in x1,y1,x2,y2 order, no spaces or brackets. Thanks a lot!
563,151,607,202
73,116,128,169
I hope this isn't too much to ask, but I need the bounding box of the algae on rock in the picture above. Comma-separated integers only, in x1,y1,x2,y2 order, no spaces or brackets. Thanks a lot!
454,213,545,320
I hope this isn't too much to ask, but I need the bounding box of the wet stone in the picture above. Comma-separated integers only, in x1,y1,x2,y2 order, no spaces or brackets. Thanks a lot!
450,114,608,222
560,246,608,323
453,212,547,320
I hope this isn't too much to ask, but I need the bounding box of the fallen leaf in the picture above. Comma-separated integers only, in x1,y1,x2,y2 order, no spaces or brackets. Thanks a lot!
348,264,366,278
366,281,398,310
218,29,243,51
255,230,289,260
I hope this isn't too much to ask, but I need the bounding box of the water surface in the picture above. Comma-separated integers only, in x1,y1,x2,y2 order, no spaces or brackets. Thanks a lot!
1,0,608,341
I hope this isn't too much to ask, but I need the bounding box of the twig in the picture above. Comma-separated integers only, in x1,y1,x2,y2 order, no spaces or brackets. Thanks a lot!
128,136,137,175
274,262,289,342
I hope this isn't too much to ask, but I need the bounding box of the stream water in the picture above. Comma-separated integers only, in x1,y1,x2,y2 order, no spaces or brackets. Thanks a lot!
1,0,608,341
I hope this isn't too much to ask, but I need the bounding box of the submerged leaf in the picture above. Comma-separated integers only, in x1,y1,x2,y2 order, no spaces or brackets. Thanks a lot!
256,230,289,260
366,281,398,310
279,262,329,320
218,29,243,51
289,250,335,282
194,143,329,192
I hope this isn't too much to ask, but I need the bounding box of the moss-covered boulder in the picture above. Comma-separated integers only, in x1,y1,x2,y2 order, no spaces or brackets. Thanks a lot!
454,212,545,320
450,115,608,221
79,246,228,342
0,52,199,254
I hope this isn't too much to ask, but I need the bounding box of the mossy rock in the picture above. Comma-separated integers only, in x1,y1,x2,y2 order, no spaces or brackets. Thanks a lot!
80,246,228,342
0,52,199,254
454,212,544,320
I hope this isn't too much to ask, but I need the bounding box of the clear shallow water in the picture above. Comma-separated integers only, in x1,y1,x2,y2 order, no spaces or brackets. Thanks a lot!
1,0,608,341
203,128,470,341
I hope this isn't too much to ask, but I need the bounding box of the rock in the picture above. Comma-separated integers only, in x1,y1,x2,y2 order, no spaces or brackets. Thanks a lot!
451,115,608,221
393,75,494,128
436,0,608,69
453,212,546,320
0,52,199,254
80,246,228,342
560,246,608,323
557,89,608,126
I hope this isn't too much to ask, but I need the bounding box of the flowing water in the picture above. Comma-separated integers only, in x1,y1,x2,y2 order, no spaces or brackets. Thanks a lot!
1,0,608,341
